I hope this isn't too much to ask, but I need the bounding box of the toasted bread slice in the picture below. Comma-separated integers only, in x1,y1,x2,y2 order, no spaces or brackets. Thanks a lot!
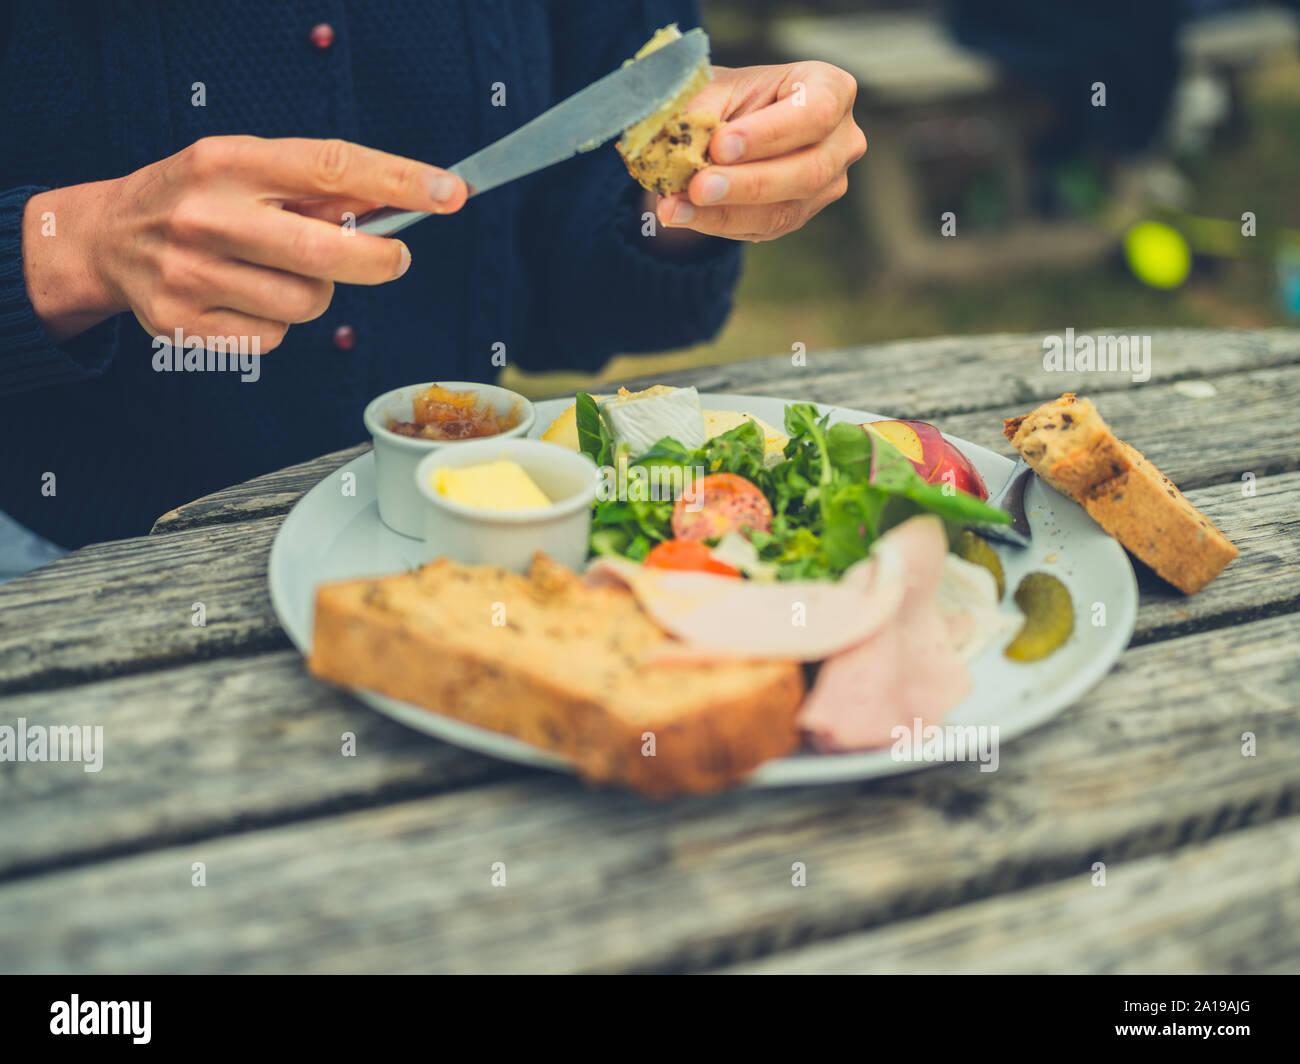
1004,393,1237,594
307,554,804,796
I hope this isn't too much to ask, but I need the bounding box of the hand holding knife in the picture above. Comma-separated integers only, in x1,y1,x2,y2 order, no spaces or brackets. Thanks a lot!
355,30,711,237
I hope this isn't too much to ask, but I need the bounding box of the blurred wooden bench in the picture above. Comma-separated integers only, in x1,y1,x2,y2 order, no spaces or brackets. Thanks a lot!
769,4,1300,284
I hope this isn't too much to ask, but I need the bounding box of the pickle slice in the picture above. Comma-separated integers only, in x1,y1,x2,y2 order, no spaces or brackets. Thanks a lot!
956,529,1006,599
1005,572,1074,662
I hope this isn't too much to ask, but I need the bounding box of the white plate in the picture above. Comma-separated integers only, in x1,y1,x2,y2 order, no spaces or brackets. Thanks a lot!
268,394,1137,787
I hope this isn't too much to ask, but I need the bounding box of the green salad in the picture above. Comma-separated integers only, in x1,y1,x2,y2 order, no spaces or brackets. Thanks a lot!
577,394,1011,581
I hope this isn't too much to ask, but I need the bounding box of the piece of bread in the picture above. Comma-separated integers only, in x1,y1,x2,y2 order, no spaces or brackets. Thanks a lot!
620,111,718,197
1002,393,1131,498
1081,441,1238,594
615,23,716,196
1004,393,1237,594
307,554,805,796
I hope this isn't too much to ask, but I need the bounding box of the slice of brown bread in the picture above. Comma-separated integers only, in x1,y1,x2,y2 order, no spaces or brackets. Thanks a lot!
1004,393,1237,594
1082,441,1238,594
307,554,805,796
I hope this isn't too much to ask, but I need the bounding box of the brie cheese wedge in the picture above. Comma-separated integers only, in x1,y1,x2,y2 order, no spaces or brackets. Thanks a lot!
598,385,707,455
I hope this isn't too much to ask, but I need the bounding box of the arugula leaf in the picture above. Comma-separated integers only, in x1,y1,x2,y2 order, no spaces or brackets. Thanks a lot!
702,419,765,477
589,527,630,557
625,532,653,561
821,485,881,572
783,402,823,440
630,436,693,469
903,478,1011,526
574,392,611,466
825,421,873,471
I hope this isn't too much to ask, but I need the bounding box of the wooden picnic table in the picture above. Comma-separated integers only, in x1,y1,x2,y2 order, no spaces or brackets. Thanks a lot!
2,327,1298,974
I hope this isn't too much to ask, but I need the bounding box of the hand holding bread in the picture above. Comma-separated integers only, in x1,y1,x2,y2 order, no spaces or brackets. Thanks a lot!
650,62,867,242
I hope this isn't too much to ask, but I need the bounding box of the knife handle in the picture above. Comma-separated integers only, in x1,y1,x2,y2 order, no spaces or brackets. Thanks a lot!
354,162,476,237
354,207,430,237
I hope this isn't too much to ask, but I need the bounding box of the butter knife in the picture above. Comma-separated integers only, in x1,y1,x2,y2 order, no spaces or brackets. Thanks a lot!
356,29,711,237
979,456,1033,548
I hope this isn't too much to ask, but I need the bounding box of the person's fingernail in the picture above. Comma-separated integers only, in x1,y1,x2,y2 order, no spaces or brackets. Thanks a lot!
670,200,696,225
395,242,411,278
698,173,729,205
715,133,745,164
429,174,460,208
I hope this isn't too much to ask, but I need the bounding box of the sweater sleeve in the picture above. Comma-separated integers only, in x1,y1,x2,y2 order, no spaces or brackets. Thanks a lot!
514,0,743,373
0,186,122,397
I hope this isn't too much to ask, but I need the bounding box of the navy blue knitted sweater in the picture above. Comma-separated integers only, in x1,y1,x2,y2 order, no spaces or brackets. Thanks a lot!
0,1,742,548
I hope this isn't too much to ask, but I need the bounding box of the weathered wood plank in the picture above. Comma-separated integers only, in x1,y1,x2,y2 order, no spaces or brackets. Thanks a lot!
926,363,1300,491
0,651,522,880
1119,469,1300,643
150,444,369,535
4,462,1295,696
0,612,1295,973
3,547,1284,878
719,814,1300,973
151,329,1300,534
621,327,1300,422
0,515,288,695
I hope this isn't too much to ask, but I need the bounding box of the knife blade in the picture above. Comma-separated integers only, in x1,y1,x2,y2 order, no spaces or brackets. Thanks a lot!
979,456,1033,548
355,29,711,237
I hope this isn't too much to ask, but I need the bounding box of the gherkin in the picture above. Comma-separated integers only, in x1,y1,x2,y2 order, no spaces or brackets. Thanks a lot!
956,529,1006,599
1005,573,1074,662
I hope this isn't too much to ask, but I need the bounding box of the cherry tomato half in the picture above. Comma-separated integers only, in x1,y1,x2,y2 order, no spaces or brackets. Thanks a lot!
671,473,773,542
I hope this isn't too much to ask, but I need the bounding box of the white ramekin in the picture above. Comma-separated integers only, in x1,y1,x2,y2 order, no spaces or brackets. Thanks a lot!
414,438,599,573
362,381,535,538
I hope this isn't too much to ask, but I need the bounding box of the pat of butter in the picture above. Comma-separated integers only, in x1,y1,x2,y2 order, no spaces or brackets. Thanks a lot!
434,461,551,510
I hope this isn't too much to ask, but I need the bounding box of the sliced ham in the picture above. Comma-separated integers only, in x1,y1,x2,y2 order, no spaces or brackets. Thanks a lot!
586,550,906,662
587,514,1015,754
799,516,972,752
